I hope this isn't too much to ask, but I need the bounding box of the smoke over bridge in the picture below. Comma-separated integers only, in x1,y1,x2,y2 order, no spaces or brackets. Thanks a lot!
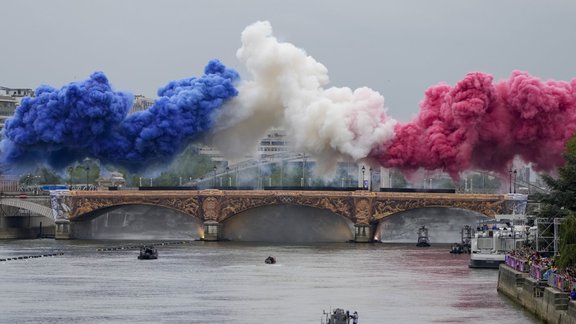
3,21,576,181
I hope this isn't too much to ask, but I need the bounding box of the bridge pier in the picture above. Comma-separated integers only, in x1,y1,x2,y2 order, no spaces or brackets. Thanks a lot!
354,224,373,243
203,221,221,241
55,220,72,240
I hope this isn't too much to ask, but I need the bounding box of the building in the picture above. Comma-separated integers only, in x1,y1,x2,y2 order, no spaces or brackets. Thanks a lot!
0,86,33,131
198,127,291,163
0,94,17,130
129,95,154,114
96,172,126,188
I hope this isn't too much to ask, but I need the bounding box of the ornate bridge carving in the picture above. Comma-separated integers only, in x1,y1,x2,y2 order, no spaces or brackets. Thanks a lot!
60,190,513,224
63,191,202,221
372,193,508,221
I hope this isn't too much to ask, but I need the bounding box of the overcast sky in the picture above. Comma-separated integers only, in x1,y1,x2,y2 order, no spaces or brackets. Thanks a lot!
2,0,576,122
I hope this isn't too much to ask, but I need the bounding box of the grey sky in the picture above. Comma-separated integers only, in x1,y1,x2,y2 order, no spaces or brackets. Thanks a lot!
2,0,575,122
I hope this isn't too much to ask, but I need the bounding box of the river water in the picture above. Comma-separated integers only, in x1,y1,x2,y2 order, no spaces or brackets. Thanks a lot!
0,239,540,324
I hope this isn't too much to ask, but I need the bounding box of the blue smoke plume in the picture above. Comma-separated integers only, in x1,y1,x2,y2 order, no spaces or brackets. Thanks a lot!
1,59,239,171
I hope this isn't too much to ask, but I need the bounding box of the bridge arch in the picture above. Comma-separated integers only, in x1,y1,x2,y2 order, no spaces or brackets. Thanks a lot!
218,197,353,223
71,204,204,240
0,198,54,222
220,204,355,242
375,206,489,243
71,203,202,223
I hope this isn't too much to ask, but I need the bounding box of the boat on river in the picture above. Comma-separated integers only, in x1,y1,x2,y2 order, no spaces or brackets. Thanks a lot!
450,225,472,254
416,226,431,247
321,308,358,324
265,256,276,264
469,217,529,268
138,246,158,260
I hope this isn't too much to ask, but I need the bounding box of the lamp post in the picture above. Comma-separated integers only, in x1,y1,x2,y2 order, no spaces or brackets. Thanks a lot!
361,166,366,189
508,169,513,193
302,154,307,188
513,170,517,194
226,167,231,187
280,161,284,187
213,165,217,188
84,166,90,190
369,167,373,191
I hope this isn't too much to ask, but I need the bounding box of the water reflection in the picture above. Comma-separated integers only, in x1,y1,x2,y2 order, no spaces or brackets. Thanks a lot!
0,240,540,323
74,205,203,240
376,207,489,243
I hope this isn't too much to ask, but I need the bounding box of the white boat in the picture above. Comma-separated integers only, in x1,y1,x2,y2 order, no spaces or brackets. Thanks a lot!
469,216,529,269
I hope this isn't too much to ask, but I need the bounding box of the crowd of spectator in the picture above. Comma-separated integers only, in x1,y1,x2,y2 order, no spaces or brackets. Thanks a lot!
508,247,576,299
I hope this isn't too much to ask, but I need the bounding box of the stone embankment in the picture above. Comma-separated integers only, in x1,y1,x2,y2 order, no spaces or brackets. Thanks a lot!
498,264,576,323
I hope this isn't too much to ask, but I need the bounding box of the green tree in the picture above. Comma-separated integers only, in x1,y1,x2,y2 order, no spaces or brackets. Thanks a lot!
66,160,99,185
537,136,576,218
536,136,576,268
36,167,63,185
557,215,576,269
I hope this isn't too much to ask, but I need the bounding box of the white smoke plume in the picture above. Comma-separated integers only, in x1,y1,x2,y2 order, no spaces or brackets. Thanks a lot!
210,21,397,174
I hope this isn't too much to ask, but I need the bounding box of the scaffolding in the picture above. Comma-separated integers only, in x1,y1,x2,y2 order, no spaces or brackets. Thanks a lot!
534,218,562,256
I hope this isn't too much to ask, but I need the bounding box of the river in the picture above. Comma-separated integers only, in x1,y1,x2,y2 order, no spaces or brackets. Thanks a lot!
0,239,540,323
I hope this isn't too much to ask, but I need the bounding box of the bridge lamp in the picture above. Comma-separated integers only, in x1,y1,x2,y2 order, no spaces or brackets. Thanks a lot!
361,166,366,189
369,167,373,191
226,167,231,187
302,154,307,187
508,169,516,194
84,166,90,190
213,165,217,188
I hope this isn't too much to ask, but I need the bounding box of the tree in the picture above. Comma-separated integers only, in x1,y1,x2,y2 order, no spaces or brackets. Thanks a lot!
557,215,576,269
537,136,576,218
536,136,576,268
66,160,99,185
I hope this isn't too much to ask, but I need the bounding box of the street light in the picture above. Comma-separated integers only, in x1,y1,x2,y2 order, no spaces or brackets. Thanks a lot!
509,169,517,194
369,167,373,191
213,165,217,188
513,170,517,194
84,166,90,190
226,167,231,187
302,154,307,188
361,166,366,189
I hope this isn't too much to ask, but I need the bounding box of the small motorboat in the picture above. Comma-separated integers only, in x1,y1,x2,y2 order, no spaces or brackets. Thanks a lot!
322,308,358,324
265,256,276,264
138,246,158,260
416,226,431,247
450,243,465,254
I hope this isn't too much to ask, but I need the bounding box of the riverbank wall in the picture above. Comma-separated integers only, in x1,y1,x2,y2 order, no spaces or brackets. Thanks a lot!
498,264,576,323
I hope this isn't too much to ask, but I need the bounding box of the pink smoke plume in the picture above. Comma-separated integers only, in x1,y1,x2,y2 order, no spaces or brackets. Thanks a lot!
371,71,576,180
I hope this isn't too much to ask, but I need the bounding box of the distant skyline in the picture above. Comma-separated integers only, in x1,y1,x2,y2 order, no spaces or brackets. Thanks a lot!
2,0,576,122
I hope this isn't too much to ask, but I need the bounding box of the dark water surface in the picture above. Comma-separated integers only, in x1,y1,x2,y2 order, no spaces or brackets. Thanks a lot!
0,240,540,323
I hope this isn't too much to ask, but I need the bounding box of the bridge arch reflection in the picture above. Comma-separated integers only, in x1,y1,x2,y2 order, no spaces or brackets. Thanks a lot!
221,204,354,242
375,207,489,243
72,204,203,240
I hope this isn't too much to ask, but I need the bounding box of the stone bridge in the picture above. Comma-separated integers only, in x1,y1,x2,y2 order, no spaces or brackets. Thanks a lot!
52,189,523,242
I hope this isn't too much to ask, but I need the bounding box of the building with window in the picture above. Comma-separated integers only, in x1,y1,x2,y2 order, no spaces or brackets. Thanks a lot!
0,86,33,131
129,95,154,114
